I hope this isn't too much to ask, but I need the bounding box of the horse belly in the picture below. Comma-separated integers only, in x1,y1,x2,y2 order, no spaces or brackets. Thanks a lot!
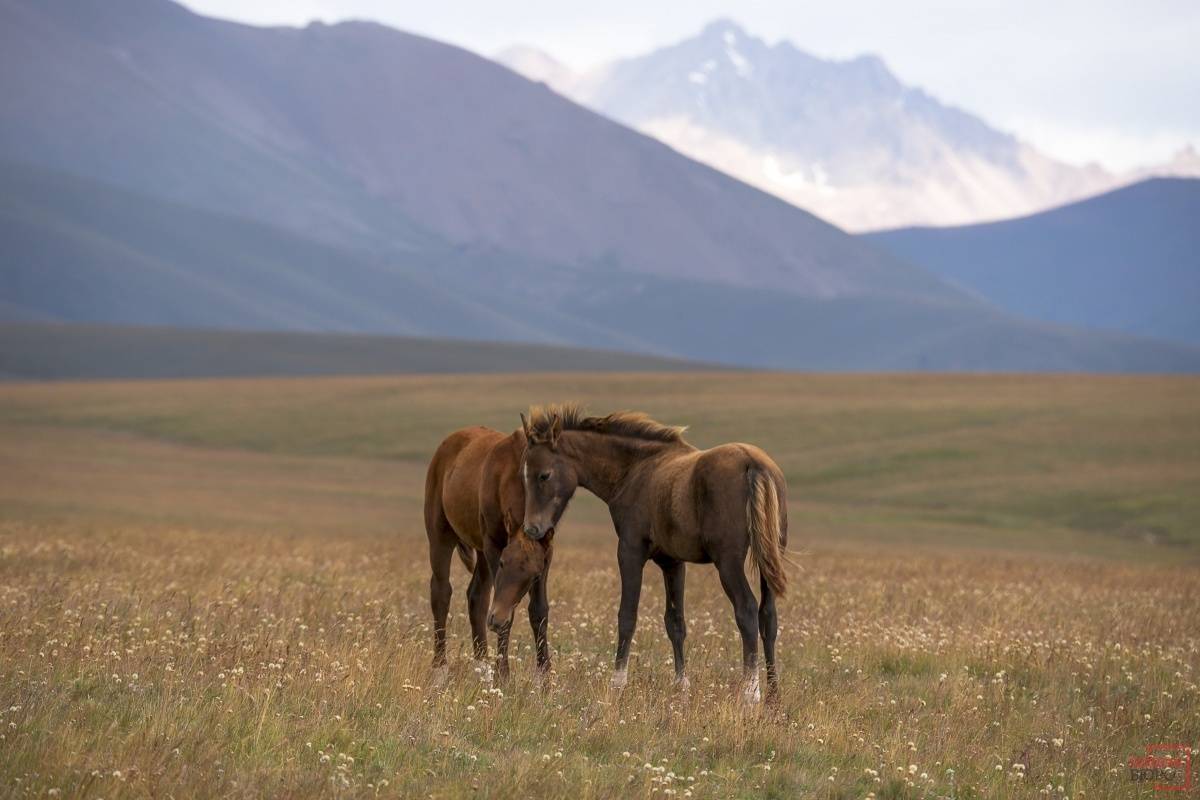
654,533,708,563
443,491,482,549
651,480,708,562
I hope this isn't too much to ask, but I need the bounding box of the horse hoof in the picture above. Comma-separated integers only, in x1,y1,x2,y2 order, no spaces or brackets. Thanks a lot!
741,676,761,705
675,675,690,693
473,660,494,686
610,669,628,690
532,668,551,692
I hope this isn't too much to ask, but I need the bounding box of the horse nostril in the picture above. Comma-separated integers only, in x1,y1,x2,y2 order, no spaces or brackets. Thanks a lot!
523,524,540,539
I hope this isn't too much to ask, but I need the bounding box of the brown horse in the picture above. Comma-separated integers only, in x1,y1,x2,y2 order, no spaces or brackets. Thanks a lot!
423,426,554,680
490,405,788,702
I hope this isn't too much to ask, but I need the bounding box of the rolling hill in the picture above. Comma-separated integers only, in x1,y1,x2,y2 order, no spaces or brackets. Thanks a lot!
5,162,1200,372
0,323,715,380
0,0,954,303
0,160,648,350
866,179,1200,345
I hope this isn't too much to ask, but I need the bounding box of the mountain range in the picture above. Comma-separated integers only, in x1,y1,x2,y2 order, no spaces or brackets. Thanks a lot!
1,0,1197,372
497,20,1200,232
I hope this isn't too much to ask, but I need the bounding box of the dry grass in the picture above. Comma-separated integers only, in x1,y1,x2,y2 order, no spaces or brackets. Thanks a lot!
0,373,1198,798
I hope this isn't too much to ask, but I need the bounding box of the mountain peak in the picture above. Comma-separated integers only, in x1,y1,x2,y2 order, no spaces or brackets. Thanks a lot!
683,18,762,80
700,18,746,39
530,18,1139,229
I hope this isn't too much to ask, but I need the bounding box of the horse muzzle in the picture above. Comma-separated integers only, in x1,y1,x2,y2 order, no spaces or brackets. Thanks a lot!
487,610,510,633
523,523,552,540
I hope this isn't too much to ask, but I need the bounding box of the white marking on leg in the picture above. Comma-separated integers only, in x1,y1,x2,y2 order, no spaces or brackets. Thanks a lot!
610,667,628,689
675,674,690,692
742,669,761,704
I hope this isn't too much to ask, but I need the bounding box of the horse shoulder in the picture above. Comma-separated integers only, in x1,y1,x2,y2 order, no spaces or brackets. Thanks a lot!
481,432,525,540
440,428,505,546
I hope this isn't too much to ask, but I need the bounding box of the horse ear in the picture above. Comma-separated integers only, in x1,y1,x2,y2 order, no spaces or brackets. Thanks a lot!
549,415,563,447
520,412,531,440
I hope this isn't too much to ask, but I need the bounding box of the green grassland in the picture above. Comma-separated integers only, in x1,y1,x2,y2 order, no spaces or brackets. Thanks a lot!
2,373,1197,558
0,373,1197,798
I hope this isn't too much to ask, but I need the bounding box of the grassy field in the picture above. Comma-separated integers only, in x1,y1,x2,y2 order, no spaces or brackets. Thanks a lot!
0,373,1197,798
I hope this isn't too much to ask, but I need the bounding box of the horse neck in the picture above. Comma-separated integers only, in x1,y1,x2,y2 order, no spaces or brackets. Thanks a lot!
560,431,677,503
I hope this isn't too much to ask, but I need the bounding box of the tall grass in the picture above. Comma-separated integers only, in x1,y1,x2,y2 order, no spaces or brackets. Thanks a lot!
0,525,1195,798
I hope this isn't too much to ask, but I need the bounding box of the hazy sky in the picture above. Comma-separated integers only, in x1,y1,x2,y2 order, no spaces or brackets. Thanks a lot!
182,0,1199,172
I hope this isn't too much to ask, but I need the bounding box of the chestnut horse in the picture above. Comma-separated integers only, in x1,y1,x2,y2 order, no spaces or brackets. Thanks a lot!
491,405,788,702
423,426,553,680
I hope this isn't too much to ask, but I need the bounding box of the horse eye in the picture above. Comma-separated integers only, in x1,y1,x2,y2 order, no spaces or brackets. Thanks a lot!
538,471,551,483
498,559,505,571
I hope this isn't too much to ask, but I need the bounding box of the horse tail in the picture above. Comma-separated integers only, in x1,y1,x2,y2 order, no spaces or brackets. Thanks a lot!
747,468,788,598
456,541,476,572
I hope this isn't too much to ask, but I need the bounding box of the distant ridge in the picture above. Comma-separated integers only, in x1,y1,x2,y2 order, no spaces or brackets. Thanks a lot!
866,178,1200,345
0,324,721,380
3,159,1200,373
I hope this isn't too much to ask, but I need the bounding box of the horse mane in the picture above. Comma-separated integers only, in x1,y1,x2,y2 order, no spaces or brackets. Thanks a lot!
525,403,687,444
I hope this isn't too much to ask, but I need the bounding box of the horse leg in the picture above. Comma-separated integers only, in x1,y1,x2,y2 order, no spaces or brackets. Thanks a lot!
428,530,455,674
716,555,761,703
493,619,512,682
481,523,511,682
486,538,512,682
612,537,648,688
466,552,493,666
758,573,779,705
528,569,552,677
657,558,688,690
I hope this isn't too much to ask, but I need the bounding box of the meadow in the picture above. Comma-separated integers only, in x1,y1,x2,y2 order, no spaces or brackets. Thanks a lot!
0,373,1197,798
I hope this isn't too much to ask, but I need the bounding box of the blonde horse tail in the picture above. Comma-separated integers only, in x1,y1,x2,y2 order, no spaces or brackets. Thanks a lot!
747,469,787,598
